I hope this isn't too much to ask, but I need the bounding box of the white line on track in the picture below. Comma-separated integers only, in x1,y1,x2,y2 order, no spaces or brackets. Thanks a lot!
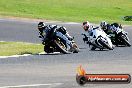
0,54,31,59
0,52,62,59
0,83,63,88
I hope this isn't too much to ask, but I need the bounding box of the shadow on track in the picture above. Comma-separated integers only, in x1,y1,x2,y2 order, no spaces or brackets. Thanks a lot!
90,49,110,51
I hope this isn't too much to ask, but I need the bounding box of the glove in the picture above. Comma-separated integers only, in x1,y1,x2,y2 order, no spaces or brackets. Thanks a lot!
83,36,88,43
42,41,45,45
39,35,42,38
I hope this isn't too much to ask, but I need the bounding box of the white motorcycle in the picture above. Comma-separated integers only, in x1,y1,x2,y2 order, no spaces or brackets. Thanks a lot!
82,27,114,50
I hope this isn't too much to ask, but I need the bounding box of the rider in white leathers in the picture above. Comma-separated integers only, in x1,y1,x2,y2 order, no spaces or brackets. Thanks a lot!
82,21,113,50
82,21,97,50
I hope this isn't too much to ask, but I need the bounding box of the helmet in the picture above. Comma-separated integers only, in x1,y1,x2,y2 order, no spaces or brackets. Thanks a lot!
38,22,46,31
82,21,90,31
100,21,107,29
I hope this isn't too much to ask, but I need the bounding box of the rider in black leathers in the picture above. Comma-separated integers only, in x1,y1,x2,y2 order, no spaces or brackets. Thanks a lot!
100,21,122,45
38,22,73,53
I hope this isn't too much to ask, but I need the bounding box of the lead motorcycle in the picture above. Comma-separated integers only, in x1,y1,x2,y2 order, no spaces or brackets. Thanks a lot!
108,25,131,47
41,28,79,54
82,27,114,50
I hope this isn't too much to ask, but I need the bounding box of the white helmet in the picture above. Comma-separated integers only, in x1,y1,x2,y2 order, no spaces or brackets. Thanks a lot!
83,21,90,31
100,21,107,29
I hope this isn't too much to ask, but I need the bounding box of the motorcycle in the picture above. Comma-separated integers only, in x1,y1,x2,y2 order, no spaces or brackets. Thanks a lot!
41,28,79,54
108,26,131,47
82,27,114,50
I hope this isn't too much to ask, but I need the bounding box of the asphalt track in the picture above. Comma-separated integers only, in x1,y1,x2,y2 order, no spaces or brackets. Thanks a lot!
0,18,132,88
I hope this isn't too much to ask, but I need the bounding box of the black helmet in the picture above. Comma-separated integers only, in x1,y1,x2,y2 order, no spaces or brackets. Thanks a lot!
100,21,107,29
38,22,46,31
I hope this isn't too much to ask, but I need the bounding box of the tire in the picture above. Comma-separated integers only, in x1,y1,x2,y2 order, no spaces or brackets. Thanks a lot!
98,39,113,50
120,34,131,47
72,43,79,53
122,37,131,47
54,37,70,54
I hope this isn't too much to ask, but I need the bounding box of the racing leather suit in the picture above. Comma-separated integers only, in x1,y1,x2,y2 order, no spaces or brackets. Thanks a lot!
83,26,98,50
101,23,122,45
38,25,72,53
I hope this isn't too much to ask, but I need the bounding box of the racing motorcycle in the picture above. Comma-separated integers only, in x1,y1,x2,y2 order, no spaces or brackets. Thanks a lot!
82,27,114,50
41,28,79,54
108,25,131,47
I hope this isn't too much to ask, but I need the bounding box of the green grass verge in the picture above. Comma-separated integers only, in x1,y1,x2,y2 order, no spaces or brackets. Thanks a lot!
0,0,132,24
0,41,43,56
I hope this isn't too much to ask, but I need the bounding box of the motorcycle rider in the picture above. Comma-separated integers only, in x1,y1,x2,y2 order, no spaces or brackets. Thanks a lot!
38,22,73,53
82,21,99,50
100,21,122,45
100,21,122,34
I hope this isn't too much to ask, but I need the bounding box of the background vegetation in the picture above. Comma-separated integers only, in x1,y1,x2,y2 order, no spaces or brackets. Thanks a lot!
0,0,131,24
0,42,43,56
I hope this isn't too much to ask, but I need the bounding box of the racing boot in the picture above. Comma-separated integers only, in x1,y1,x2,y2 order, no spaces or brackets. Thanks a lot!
44,45,54,53
91,46,96,50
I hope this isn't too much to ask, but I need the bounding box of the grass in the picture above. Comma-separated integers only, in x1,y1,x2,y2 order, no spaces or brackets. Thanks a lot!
0,41,43,56
0,0,131,24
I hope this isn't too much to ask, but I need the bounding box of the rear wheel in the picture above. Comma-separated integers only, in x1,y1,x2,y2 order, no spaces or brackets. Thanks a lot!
54,37,70,54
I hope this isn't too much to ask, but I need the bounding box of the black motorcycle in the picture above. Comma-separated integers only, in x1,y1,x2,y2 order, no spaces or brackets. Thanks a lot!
42,28,79,54
108,25,131,47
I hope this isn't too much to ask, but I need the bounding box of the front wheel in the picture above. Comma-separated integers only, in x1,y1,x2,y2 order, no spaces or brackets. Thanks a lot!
71,42,80,53
122,36,131,47
120,34,131,47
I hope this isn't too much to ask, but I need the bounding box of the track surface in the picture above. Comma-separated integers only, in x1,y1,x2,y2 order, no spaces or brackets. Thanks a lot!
0,19,132,88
